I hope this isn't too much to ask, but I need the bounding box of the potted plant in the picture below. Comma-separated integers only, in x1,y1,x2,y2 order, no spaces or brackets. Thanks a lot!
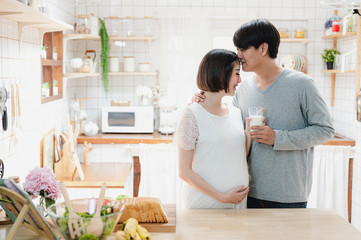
41,82,50,97
322,48,340,70
41,45,48,59
53,79,58,95
52,47,57,61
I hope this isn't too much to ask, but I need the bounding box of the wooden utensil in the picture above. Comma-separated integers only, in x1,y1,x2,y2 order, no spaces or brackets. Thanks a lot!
60,182,85,239
87,183,106,237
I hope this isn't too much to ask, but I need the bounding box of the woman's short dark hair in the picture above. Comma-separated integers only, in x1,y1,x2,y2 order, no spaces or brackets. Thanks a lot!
233,19,280,59
197,49,239,93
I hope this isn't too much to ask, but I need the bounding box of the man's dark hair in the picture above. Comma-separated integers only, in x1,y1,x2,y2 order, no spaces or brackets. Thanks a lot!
233,19,280,59
197,49,239,93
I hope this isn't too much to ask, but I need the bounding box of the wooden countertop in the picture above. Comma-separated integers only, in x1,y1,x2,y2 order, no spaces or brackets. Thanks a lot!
77,132,355,146
56,163,132,188
77,131,173,144
2,209,360,239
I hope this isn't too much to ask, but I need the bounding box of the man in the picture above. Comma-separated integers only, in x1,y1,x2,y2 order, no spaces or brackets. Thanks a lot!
195,19,335,208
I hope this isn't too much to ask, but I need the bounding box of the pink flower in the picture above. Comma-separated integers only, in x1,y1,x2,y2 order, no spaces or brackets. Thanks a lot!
23,167,61,201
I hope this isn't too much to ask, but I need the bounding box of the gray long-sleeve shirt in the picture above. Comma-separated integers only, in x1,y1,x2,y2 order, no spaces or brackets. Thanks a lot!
233,69,335,203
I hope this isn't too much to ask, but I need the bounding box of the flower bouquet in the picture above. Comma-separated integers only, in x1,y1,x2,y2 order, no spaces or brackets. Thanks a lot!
23,167,61,214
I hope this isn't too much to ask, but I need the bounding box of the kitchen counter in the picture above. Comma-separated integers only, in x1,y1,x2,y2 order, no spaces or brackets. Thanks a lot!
77,131,354,146
2,208,360,239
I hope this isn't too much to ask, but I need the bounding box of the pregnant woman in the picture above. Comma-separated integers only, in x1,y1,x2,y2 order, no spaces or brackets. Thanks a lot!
176,49,250,208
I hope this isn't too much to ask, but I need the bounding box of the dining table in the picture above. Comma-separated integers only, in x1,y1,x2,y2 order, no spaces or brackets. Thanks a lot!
1,208,361,239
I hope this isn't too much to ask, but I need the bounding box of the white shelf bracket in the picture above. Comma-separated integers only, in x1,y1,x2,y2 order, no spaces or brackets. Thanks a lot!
18,22,43,54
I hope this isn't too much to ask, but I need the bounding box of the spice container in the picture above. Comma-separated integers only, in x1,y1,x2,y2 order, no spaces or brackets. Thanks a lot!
123,56,135,72
89,13,99,35
125,16,135,36
76,15,90,34
144,16,154,36
106,16,121,36
109,56,120,72
139,62,150,72
294,28,306,38
278,28,289,39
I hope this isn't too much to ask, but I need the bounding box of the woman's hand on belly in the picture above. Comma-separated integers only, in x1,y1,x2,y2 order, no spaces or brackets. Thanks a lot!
220,185,249,204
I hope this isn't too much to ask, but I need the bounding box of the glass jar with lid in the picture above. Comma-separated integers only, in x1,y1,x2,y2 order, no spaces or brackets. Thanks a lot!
278,28,289,38
294,28,307,38
106,16,121,36
124,16,136,36
76,15,91,34
144,16,154,36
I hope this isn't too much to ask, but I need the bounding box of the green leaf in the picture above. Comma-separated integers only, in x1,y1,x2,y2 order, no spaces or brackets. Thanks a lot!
99,18,110,97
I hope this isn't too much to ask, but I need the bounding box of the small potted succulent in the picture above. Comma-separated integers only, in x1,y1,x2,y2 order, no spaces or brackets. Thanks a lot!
322,48,340,70
41,45,48,59
52,47,57,61
53,79,58,95
41,82,50,98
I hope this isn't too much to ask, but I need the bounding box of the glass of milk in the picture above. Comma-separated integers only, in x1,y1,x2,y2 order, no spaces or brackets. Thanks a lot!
248,107,264,131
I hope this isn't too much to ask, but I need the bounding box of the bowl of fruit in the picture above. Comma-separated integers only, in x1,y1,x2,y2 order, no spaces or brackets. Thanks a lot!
47,198,124,240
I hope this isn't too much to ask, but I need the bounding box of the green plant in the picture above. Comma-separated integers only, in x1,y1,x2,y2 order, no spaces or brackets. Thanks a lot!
321,48,340,63
42,82,50,89
41,45,48,51
99,18,110,97
53,47,56,53
53,79,58,87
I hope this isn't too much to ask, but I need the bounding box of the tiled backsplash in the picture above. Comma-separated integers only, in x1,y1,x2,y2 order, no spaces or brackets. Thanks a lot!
0,0,361,231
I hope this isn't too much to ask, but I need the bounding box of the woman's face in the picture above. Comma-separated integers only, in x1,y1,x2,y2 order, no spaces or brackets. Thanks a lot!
236,46,262,72
227,61,241,96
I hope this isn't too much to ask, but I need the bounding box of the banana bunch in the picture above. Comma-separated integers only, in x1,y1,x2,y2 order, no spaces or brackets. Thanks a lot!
116,218,151,240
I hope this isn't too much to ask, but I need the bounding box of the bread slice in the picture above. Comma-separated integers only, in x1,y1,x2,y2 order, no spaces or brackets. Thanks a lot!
118,197,168,223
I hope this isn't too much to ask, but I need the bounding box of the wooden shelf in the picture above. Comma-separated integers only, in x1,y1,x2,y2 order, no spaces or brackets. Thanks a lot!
56,162,132,188
41,93,62,104
0,0,72,31
280,38,313,43
322,69,356,73
64,71,158,79
63,34,157,41
40,59,62,66
322,32,357,40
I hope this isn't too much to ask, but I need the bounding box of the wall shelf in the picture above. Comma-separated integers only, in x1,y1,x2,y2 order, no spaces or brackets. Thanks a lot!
280,38,313,43
64,71,158,79
321,14,361,107
321,69,356,73
63,34,157,41
322,32,357,40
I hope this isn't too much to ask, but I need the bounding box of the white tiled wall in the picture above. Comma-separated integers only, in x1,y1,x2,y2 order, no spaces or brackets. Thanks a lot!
1,0,361,232
0,1,74,182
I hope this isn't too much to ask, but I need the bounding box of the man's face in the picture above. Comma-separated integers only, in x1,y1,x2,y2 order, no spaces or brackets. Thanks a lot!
236,46,262,72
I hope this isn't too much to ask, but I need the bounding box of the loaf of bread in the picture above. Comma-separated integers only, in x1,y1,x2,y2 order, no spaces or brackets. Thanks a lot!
118,197,168,223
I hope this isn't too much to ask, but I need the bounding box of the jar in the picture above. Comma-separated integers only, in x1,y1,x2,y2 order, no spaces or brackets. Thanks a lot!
294,28,306,38
332,20,341,32
106,16,121,36
89,13,99,35
80,58,91,73
109,56,120,72
125,16,135,36
123,56,135,72
144,16,154,36
76,15,90,34
278,28,289,39
139,62,150,72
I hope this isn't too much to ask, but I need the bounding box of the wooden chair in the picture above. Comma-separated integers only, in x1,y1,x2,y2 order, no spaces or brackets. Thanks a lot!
0,179,59,240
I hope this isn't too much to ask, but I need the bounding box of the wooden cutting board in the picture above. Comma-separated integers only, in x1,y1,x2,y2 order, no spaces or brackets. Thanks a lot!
116,204,176,233
142,204,176,233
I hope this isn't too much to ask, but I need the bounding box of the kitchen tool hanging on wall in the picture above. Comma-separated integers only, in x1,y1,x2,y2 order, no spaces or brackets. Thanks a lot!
0,87,8,131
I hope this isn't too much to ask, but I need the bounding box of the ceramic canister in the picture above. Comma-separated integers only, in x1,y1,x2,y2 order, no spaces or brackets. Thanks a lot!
109,56,120,72
139,62,150,72
124,56,135,72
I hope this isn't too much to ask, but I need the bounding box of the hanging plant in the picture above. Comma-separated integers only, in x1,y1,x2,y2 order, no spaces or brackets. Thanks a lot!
99,18,110,96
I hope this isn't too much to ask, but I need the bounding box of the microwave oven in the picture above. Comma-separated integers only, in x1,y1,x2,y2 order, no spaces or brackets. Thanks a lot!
102,106,154,133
